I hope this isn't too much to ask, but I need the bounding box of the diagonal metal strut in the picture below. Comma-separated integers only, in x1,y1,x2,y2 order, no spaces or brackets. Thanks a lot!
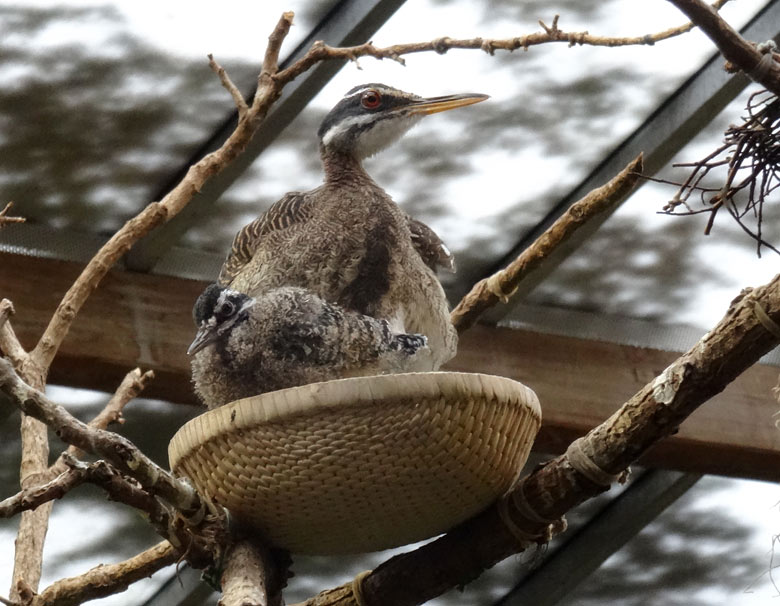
496,470,702,606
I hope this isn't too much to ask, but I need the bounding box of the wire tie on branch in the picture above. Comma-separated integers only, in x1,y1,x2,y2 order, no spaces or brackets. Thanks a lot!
509,480,559,525
351,570,372,606
565,437,623,487
496,480,563,547
749,40,778,81
485,270,519,304
748,296,780,341
496,497,539,547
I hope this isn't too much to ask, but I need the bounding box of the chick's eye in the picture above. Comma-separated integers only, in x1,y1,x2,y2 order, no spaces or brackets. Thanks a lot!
216,300,236,317
361,90,381,109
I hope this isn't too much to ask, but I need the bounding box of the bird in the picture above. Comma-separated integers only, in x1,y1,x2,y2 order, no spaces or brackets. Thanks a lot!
189,283,431,409
217,83,488,370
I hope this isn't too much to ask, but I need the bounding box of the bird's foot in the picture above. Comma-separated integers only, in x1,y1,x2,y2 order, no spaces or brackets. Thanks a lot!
391,333,428,355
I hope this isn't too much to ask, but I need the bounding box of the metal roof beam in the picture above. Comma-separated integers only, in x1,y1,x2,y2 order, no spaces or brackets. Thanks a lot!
496,470,701,606
125,0,407,273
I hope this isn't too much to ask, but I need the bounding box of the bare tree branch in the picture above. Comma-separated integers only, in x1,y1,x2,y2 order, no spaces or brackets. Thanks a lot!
1,455,163,523
451,154,643,332
0,358,201,515
275,2,730,84
30,541,177,606
667,0,780,95
298,274,780,605
8,17,297,590
12,422,51,600
219,540,284,606
209,54,248,119
27,12,298,377
48,367,155,477
0,202,24,229
261,12,293,78
0,465,86,519
0,300,28,370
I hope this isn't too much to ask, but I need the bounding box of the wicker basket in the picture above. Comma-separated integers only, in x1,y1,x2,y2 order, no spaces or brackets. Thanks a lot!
168,372,541,554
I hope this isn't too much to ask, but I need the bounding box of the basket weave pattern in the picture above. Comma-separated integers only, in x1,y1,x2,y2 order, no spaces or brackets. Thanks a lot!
169,372,541,554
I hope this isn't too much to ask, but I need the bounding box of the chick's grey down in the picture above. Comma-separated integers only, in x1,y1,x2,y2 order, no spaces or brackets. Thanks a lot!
190,284,431,409
218,84,488,369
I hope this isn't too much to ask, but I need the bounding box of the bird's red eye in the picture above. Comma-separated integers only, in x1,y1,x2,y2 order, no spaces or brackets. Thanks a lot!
361,90,381,109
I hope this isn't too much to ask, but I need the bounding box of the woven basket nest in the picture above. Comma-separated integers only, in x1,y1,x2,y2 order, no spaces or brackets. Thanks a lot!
168,371,541,555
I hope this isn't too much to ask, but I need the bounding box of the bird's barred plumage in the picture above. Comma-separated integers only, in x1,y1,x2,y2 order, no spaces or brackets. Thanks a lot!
218,192,314,285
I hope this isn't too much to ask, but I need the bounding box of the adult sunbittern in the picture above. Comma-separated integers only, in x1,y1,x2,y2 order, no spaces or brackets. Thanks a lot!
218,83,488,369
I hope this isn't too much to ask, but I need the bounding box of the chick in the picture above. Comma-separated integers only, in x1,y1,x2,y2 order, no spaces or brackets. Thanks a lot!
189,284,430,408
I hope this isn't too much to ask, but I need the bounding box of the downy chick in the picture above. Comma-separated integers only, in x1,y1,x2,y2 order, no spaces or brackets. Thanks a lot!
189,284,430,409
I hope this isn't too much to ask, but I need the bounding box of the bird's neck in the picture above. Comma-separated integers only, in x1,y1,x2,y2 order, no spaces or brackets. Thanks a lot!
320,146,377,188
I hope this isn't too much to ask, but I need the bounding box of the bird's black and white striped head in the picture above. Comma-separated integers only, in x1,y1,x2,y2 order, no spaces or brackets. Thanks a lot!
317,83,488,159
188,284,255,355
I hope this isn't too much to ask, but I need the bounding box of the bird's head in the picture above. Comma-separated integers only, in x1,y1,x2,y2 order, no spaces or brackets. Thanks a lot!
188,284,256,355
317,83,488,159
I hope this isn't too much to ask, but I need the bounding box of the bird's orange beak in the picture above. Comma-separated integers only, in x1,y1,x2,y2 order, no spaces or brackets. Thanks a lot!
406,93,489,116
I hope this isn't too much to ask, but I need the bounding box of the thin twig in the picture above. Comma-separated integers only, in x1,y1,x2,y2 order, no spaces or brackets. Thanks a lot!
0,465,86,518
262,12,294,77
92,368,153,430
659,90,780,254
48,367,155,476
275,1,730,85
0,202,25,228
209,54,249,119
0,357,200,514
0,300,28,370
31,541,177,606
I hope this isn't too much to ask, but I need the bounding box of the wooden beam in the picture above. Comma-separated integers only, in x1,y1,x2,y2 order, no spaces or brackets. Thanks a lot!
452,325,780,481
1,252,778,481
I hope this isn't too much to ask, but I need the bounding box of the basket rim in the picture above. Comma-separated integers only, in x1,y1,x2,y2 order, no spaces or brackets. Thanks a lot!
169,371,541,471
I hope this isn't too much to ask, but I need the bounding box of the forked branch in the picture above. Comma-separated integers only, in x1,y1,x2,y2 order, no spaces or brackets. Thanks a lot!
0,357,199,515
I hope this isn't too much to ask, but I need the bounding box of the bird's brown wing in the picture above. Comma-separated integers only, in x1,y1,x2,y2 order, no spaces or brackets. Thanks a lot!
407,217,456,273
218,191,315,286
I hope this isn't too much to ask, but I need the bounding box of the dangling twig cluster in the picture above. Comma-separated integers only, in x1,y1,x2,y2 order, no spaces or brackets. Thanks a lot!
659,89,780,256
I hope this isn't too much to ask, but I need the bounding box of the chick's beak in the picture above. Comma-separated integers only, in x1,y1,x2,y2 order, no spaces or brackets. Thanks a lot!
187,325,217,356
406,93,489,116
